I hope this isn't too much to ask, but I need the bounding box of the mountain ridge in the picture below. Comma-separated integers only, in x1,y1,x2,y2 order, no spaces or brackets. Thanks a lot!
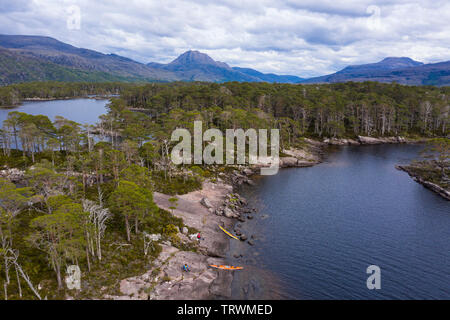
0,34,449,86
300,57,450,86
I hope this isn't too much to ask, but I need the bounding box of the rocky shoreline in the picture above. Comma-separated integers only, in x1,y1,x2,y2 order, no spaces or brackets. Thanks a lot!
323,135,426,146
104,141,323,300
106,180,256,300
396,165,450,200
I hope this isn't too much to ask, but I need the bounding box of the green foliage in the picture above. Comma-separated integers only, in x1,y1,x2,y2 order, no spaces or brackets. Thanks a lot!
108,180,157,242
27,198,87,289
152,171,202,195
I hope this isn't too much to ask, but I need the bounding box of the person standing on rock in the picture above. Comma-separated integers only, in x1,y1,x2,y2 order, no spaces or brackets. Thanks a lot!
197,233,203,242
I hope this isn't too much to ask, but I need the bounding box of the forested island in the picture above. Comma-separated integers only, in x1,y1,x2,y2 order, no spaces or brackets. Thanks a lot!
0,81,448,299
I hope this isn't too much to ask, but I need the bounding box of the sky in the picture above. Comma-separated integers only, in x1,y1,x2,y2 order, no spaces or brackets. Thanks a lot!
0,0,449,77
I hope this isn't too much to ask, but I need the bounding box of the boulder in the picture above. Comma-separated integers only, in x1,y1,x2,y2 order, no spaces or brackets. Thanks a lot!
246,179,256,186
280,157,298,167
200,197,213,209
347,139,360,145
357,136,383,144
223,207,234,218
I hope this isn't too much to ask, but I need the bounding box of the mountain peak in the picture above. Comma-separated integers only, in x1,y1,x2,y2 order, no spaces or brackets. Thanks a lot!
378,57,423,68
169,50,228,67
338,56,424,74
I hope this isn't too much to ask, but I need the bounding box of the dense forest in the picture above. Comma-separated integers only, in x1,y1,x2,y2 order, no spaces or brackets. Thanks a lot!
118,81,450,138
2,81,449,140
0,80,448,299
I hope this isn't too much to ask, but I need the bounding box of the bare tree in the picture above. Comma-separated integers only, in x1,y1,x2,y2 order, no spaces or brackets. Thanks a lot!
82,200,110,261
0,244,41,300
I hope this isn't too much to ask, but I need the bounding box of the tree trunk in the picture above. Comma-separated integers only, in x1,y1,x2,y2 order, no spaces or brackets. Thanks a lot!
125,216,131,242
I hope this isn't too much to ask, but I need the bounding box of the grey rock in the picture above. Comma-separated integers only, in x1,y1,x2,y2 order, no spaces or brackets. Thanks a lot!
200,197,213,209
246,179,256,186
224,207,234,218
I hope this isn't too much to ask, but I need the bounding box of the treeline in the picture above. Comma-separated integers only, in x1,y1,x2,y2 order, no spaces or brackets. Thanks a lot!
2,81,449,138
119,81,450,138
0,82,134,107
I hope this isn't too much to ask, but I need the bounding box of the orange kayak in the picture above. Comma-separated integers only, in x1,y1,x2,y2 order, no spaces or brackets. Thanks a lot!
209,265,243,271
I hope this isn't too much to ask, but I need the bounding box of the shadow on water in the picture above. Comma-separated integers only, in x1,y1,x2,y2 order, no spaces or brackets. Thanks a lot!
232,144,450,300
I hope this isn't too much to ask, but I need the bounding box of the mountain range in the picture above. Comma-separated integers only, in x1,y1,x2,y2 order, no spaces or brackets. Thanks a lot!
0,34,449,86
300,57,450,86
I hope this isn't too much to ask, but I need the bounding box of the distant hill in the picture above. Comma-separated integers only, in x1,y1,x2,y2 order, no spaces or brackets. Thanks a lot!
147,50,303,83
300,57,450,86
232,67,303,83
0,47,145,85
0,34,178,85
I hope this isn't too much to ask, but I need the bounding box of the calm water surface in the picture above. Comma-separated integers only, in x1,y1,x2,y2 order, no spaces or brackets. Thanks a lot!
0,98,109,125
231,144,450,299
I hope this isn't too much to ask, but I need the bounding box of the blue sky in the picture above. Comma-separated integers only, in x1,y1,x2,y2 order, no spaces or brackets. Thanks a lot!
0,0,449,77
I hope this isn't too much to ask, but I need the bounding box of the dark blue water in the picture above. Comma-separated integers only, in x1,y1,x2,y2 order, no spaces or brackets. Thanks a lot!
0,98,109,125
232,144,450,299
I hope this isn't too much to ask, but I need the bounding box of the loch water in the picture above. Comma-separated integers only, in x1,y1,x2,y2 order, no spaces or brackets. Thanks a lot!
0,98,109,125
231,144,450,299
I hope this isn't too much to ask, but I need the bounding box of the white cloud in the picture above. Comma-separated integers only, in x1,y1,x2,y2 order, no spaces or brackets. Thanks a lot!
0,0,449,77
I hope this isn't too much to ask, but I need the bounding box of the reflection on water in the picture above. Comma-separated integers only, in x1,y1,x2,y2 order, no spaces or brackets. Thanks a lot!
232,144,450,300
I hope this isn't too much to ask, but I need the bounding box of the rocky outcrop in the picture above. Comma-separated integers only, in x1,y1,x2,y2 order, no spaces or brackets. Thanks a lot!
106,181,238,300
0,168,25,183
323,138,359,145
200,197,213,209
321,136,410,145
107,244,232,300
357,136,407,144
396,165,450,200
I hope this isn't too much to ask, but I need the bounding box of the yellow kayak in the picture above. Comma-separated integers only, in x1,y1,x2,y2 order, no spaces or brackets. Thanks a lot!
219,225,239,240
209,265,243,271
